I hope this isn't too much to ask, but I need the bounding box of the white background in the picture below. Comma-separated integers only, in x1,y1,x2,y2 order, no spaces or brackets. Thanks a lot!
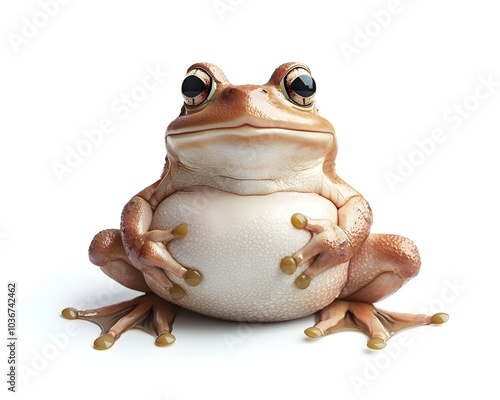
2,0,499,399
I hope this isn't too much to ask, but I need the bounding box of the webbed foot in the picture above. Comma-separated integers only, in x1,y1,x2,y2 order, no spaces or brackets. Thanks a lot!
62,294,179,350
304,300,448,350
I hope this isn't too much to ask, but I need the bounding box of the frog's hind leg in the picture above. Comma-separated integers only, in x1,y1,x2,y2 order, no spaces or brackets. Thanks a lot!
304,234,448,349
62,294,178,350
62,229,179,350
305,300,447,350
88,229,152,292
88,228,188,298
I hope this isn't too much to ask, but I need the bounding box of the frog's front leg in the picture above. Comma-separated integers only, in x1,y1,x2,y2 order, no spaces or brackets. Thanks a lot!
121,195,203,292
303,234,449,349
62,229,181,349
280,178,373,288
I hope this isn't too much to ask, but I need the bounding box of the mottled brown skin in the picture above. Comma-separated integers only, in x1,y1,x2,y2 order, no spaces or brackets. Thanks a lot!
62,62,447,350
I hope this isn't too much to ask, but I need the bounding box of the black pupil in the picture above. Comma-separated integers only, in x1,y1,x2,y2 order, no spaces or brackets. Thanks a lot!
182,75,207,98
291,75,316,97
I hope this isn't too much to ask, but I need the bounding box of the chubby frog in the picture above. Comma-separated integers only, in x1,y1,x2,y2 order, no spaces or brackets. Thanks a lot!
63,62,448,350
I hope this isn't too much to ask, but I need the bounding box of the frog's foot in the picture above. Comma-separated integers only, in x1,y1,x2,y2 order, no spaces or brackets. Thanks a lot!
304,300,448,350
62,293,178,350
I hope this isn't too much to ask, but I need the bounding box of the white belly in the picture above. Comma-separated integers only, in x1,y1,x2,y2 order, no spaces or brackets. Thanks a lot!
149,188,348,321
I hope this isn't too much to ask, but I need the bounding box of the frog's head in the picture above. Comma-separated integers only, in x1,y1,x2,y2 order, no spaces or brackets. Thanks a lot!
166,62,337,180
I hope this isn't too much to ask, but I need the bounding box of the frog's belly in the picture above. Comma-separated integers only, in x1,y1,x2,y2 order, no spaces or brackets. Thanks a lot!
148,189,348,322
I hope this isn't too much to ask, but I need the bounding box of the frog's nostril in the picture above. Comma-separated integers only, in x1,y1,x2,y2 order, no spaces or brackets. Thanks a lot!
261,89,267,94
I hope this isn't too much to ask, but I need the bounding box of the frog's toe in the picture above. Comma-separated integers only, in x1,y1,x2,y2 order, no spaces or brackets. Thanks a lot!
61,307,78,320
169,284,186,300
367,337,387,350
294,274,312,289
279,257,313,289
306,300,447,350
173,223,189,237
291,213,308,229
155,331,176,347
94,333,116,350
183,268,203,286
280,256,297,275
431,312,449,324
62,293,179,350
304,326,325,338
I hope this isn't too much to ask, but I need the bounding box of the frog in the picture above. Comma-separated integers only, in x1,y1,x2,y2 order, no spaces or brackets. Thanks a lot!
62,62,448,350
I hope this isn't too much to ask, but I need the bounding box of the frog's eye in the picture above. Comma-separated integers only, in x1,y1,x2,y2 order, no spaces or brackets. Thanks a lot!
282,67,316,107
182,68,216,107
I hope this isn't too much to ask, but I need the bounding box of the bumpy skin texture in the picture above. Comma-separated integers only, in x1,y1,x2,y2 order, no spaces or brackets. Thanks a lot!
148,190,345,321
62,62,447,350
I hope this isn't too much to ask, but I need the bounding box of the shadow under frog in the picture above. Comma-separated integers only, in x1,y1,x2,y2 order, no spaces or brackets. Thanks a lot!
62,62,448,350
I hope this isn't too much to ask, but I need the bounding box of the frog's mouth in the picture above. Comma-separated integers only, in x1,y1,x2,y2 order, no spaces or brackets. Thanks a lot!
166,125,335,181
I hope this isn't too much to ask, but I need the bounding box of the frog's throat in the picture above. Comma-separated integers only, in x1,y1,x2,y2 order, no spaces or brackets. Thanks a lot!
165,127,335,195
166,126,335,180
